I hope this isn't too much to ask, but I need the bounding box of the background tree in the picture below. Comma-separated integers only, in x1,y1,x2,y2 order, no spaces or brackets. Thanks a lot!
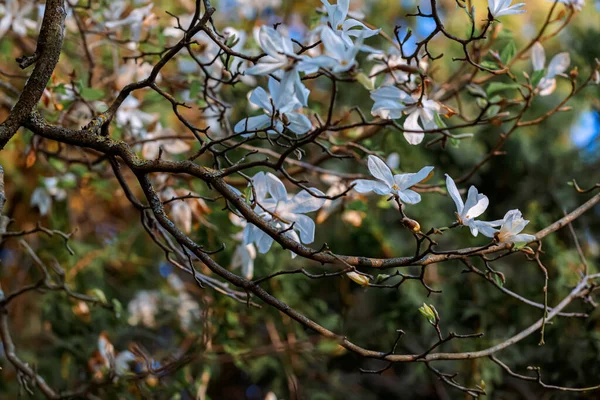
0,0,599,398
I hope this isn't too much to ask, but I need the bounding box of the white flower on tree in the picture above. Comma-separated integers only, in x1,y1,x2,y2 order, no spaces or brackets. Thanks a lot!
352,155,434,204
531,42,570,97
477,209,537,244
370,87,441,145
246,25,298,76
299,26,363,74
320,0,379,47
242,172,326,255
552,0,585,11
445,174,491,236
487,0,526,17
234,73,312,136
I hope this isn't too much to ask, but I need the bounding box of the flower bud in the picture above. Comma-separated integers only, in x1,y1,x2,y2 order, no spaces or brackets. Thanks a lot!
347,271,370,286
402,217,421,232
569,66,579,80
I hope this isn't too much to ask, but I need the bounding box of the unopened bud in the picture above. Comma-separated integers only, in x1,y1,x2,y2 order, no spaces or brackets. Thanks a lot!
402,217,421,232
592,70,600,84
569,66,579,80
347,271,370,287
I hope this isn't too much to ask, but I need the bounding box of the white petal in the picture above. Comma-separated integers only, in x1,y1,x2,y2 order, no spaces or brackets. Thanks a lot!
352,179,392,195
265,172,288,202
234,114,271,134
290,189,326,214
445,174,464,214
546,52,570,79
403,111,424,145
367,155,394,188
397,189,421,204
531,42,545,71
394,166,434,190
284,112,312,135
249,86,272,111
290,214,316,244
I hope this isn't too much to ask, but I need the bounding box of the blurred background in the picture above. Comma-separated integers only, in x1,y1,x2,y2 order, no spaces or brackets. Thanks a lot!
0,0,599,398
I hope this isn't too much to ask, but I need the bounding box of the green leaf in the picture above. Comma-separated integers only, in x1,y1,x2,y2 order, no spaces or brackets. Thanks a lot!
486,105,501,119
531,69,546,88
493,274,504,288
480,60,500,70
486,82,521,95
433,112,447,128
450,138,460,148
500,40,517,65
80,87,105,101
466,84,487,98
355,72,374,91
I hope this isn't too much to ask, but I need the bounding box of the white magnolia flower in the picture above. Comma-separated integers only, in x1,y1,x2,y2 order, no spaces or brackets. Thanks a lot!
242,172,326,254
370,86,411,119
477,209,537,244
371,87,440,145
299,27,362,74
321,0,379,47
246,25,297,76
352,155,434,204
552,0,584,10
162,188,213,234
445,174,490,236
488,0,526,17
402,94,441,145
0,0,37,38
531,42,570,97
234,73,312,136
368,46,424,88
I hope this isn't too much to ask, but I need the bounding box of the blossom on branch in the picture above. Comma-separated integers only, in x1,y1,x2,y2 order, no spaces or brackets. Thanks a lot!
445,174,491,236
352,155,434,204
299,26,363,74
242,172,325,255
320,0,379,47
487,0,526,17
234,73,312,136
531,42,570,96
477,209,537,244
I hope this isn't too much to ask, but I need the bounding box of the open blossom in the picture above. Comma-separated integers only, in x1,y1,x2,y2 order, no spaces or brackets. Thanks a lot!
553,0,584,10
242,172,326,254
402,94,441,145
445,174,490,236
234,73,312,136
299,26,362,74
368,47,424,88
352,155,434,205
246,26,297,76
488,0,526,17
477,209,537,244
370,87,441,145
321,0,379,47
531,42,570,97
141,123,190,160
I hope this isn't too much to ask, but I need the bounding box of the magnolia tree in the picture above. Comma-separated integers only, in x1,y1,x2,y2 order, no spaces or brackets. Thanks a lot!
0,0,599,398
